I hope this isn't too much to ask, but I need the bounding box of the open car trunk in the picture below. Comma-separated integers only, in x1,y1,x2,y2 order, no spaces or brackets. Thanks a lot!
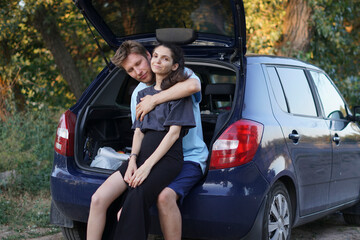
75,59,239,172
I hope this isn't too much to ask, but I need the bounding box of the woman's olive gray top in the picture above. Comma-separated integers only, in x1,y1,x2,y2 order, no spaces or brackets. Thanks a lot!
132,86,195,134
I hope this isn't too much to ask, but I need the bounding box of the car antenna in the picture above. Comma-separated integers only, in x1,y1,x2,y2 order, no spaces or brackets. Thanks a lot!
80,9,112,71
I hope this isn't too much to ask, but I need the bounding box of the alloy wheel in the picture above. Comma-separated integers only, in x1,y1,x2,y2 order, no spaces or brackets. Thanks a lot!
268,193,290,240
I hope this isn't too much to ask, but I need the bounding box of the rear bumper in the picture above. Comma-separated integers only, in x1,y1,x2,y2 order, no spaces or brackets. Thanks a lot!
50,153,107,223
51,152,269,239
153,162,269,239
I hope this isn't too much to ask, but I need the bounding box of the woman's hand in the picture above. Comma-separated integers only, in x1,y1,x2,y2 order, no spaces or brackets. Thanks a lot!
129,162,152,188
128,125,181,188
124,160,137,184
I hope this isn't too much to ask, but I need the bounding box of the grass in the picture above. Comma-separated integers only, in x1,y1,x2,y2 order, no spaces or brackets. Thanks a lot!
0,108,64,238
0,108,62,193
0,192,61,239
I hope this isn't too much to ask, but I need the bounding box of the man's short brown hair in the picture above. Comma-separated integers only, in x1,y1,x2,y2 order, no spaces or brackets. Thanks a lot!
111,40,148,68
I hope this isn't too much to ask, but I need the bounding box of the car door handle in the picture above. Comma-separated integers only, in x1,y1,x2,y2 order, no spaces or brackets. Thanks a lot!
332,134,340,145
289,132,300,143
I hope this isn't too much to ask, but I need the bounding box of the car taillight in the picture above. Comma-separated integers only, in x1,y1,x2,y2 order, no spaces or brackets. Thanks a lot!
54,110,76,157
210,119,263,170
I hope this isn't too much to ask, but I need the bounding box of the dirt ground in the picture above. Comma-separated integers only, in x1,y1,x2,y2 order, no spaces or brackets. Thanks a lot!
1,212,360,239
291,212,360,240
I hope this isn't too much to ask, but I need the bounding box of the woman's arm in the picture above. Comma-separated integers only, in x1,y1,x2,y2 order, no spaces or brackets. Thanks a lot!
124,128,144,183
129,125,182,188
136,78,200,121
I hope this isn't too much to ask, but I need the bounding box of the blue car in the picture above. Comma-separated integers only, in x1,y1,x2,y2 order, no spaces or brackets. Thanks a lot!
50,0,360,239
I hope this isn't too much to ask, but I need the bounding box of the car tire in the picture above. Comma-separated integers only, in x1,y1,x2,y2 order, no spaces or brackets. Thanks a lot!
342,200,360,226
263,181,292,240
61,221,87,240
343,214,360,225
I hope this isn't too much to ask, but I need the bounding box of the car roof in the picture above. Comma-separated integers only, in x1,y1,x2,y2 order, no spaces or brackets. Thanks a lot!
246,54,322,71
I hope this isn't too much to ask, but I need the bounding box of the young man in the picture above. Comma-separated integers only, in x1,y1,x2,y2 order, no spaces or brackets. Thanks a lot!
111,40,208,239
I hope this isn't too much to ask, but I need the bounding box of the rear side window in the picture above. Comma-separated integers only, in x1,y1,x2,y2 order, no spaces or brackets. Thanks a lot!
266,67,288,112
310,71,348,120
276,67,317,117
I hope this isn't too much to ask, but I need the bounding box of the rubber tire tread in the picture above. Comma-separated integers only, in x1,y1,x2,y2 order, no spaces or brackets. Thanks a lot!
343,214,360,226
61,221,86,240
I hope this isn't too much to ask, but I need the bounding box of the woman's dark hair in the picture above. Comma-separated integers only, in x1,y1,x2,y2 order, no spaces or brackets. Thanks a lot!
154,43,191,90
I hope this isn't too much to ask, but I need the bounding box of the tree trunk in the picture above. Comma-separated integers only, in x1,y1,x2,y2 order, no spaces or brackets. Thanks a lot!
276,0,312,57
32,4,84,99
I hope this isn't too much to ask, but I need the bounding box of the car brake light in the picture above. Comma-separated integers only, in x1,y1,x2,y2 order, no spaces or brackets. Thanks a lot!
210,119,263,170
54,110,76,157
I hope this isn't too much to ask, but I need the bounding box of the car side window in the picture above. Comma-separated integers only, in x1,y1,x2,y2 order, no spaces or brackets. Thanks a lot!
310,71,348,120
276,67,317,117
266,66,288,112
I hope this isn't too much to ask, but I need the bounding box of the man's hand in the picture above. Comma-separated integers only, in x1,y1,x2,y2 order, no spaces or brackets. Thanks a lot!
135,76,200,121
136,95,157,121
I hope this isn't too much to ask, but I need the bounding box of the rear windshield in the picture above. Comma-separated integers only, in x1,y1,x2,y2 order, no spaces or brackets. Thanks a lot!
91,0,235,38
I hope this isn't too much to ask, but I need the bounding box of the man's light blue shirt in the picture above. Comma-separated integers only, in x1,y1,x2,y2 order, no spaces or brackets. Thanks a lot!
130,68,209,173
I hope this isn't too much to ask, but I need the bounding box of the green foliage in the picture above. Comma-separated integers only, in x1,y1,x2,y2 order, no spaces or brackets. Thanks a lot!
244,0,286,54
1,0,358,110
0,198,14,224
307,0,360,107
0,0,110,112
0,108,61,195
244,0,359,107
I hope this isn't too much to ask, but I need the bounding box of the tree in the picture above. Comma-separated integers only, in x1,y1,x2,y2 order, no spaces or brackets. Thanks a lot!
244,0,286,55
244,0,359,106
0,1,27,114
308,0,360,106
0,0,358,115
275,0,312,56
0,0,108,115
32,3,84,99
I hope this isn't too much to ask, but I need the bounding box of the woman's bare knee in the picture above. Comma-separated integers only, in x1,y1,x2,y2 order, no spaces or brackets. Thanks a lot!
90,192,102,208
90,171,126,211
90,191,110,212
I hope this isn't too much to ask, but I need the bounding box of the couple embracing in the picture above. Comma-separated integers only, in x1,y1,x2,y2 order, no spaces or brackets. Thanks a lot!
87,40,208,240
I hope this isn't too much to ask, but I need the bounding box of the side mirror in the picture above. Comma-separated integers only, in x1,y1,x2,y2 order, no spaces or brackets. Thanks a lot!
352,106,360,122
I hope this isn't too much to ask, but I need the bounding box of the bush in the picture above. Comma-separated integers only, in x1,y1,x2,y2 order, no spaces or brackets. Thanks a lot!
0,107,62,233
0,108,62,196
0,198,14,224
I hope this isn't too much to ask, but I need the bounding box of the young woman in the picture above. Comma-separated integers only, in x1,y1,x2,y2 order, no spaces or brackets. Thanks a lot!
87,43,195,240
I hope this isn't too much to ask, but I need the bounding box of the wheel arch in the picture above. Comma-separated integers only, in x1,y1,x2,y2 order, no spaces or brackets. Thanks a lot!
277,176,297,225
